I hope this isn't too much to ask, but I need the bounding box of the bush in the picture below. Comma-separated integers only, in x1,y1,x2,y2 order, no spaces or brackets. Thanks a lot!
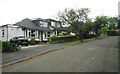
29,38,36,45
88,34,95,38
2,41,18,52
10,43,18,52
2,41,11,52
49,35,79,43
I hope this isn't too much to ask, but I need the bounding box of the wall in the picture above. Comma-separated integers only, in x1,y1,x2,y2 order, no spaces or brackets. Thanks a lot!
0,27,3,40
0,27,8,41
8,27,24,41
39,21,48,27
1,26,24,41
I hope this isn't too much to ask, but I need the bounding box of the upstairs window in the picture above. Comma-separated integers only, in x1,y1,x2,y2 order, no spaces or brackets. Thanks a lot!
39,21,48,27
56,22,60,27
51,21,55,26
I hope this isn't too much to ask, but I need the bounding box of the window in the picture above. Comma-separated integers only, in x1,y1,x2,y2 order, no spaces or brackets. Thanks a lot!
29,30,31,37
45,32,47,38
43,22,48,27
2,29,4,37
40,21,48,27
57,23,60,27
51,21,55,26
48,32,50,37
31,30,35,37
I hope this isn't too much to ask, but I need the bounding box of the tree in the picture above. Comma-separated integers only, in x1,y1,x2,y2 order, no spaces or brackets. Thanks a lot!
107,17,117,36
83,18,93,34
100,27,108,35
93,16,109,37
57,8,90,42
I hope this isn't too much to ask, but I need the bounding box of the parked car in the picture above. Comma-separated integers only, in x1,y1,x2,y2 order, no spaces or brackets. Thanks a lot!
10,36,29,46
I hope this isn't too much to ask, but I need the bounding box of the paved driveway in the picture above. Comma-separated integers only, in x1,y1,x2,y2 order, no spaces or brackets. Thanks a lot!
2,43,68,65
3,36,118,72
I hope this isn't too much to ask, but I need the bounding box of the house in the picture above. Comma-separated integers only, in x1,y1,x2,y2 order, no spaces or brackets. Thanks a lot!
0,24,24,41
0,18,66,41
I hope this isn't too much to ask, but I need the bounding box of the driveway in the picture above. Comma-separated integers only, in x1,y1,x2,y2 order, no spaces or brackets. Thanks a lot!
2,43,68,65
3,36,118,72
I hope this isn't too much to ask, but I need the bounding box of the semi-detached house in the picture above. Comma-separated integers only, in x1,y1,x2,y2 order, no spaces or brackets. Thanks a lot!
0,18,66,41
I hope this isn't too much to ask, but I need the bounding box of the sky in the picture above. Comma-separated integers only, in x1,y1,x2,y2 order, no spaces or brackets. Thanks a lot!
0,0,119,26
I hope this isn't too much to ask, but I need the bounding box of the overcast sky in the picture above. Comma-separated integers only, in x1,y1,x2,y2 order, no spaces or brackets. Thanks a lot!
0,0,119,26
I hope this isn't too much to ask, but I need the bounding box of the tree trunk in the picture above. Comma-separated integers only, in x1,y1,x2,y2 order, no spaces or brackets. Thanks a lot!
79,30,83,42
95,30,98,38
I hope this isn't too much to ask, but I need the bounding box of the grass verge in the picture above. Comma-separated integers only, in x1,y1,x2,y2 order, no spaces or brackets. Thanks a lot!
64,37,96,46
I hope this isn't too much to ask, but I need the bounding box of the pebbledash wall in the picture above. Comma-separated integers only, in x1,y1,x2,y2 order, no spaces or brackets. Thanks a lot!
0,25,24,41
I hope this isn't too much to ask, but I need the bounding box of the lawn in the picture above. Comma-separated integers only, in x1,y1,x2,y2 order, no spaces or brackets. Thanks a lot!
64,38,96,46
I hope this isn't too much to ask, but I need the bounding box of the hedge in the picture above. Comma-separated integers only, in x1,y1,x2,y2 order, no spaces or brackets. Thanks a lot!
2,41,18,52
49,35,79,43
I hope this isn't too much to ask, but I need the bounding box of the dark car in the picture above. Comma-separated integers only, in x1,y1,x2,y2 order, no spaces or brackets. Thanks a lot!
10,36,29,46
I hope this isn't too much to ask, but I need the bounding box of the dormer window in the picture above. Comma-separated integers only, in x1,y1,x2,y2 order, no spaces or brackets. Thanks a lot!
51,21,55,26
39,21,48,27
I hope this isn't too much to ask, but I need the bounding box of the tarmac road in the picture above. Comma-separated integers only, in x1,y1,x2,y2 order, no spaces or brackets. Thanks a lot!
3,36,118,72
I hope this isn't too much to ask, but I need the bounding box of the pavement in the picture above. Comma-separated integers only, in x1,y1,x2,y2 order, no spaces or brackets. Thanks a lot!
2,36,118,72
2,43,68,65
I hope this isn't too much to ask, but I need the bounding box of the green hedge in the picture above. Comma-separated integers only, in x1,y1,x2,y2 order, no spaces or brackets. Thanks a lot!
49,35,79,43
2,41,11,52
2,41,18,52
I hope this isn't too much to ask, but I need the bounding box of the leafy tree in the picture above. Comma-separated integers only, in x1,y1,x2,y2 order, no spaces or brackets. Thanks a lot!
93,16,109,37
83,18,94,34
100,27,108,35
57,8,90,42
107,17,117,36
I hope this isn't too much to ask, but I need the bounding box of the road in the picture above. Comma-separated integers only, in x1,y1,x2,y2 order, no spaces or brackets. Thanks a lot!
3,36,118,72
2,43,68,65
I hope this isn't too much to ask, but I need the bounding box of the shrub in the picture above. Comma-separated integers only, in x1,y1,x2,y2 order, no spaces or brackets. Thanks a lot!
2,41,18,52
10,43,17,52
29,38,36,45
88,34,95,38
49,35,79,43
2,41,11,52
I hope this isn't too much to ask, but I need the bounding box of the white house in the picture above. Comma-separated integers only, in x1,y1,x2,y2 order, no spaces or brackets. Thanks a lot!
0,18,66,41
0,24,24,41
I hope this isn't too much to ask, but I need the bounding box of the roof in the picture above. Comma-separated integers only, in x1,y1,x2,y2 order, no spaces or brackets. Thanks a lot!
14,18,53,32
32,18,47,22
46,19,61,23
0,24,19,28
